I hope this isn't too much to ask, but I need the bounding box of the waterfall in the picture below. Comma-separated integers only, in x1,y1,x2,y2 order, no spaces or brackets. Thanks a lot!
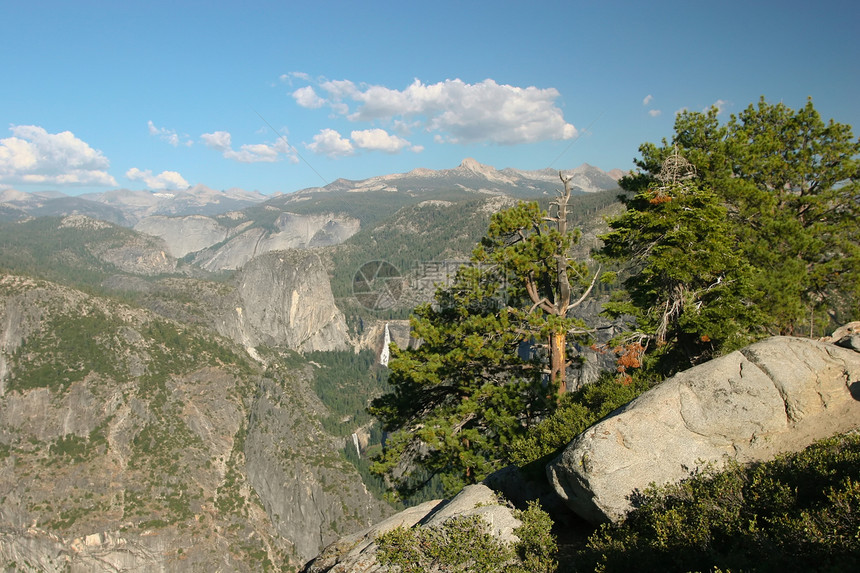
352,432,361,458
379,322,391,367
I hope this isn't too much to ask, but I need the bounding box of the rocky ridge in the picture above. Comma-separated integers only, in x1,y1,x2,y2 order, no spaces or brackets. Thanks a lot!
0,273,390,570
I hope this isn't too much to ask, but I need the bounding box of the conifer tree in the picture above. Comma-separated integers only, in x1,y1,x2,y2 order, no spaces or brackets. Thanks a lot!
599,154,762,370
602,98,858,375
370,174,598,498
620,98,859,338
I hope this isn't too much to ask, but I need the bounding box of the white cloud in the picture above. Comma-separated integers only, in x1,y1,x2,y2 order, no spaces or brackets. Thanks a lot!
298,77,576,146
201,130,232,152
350,129,412,153
126,167,189,190
392,119,421,135
292,86,325,109
201,131,293,163
0,125,117,187
227,141,291,163
281,71,310,84
148,121,192,147
712,99,729,114
643,94,653,106
320,79,359,101
648,109,662,117
306,129,354,157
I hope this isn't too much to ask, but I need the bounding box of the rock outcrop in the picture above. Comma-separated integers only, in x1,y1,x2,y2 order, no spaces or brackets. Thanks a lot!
136,211,360,271
302,484,520,573
547,336,860,524
245,376,392,563
135,214,231,258
57,215,178,276
0,273,389,570
218,250,352,353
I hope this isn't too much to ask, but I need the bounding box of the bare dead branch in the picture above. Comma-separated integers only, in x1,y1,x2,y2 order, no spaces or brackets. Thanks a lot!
566,265,602,311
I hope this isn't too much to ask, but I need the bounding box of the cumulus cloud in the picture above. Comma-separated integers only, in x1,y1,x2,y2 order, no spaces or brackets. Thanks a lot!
126,167,189,190
305,128,420,158
0,125,117,187
292,86,325,109
295,77,577,146
306,129,354,157
319,79,360,101
351,129,415,153
643,94,653,106
201,130,294,163
148,121,192,147
201,130,232,151
648,109,662,117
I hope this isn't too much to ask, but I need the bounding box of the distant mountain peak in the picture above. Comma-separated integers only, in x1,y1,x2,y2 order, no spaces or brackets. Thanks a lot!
453,157,517,185
459,157,484,171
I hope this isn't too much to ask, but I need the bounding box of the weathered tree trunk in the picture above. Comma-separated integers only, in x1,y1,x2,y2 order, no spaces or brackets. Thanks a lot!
522,172,600,401
551,173,574,397
550,331,567,396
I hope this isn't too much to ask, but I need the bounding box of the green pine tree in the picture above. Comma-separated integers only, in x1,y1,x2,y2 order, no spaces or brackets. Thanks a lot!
599,173,762,371
370,175,598,499
621,98,859,339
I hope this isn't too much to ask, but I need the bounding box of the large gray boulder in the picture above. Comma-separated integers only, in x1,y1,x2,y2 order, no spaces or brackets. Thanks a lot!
302,484,521,573
547,336,860,524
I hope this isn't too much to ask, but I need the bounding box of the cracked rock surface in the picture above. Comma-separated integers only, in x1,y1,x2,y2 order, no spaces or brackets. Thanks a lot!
546,336,860,524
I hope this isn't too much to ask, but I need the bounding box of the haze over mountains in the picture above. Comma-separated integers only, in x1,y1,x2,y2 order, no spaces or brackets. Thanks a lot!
0,159,623,225
1,159,624,273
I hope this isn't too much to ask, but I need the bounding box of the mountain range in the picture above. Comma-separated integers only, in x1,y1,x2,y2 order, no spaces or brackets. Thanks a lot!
0,159,626,570
1,159,623,225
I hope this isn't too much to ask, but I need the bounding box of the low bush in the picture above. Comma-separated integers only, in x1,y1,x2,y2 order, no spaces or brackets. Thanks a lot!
375,500,558,572
580,432,860,572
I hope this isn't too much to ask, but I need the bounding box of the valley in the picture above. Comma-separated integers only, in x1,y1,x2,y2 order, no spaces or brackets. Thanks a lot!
0,159,624,570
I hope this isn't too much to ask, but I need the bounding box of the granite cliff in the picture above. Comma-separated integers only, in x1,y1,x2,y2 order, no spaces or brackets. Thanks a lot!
217,250,352,354
135,211,360,272
0,273,390,570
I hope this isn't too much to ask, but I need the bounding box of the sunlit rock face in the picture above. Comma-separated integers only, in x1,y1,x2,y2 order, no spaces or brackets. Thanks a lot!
548,335,860,524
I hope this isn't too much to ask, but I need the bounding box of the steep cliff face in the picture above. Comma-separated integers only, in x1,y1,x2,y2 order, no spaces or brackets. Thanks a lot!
193,212,360,272
357,320,414,360
0,274,390,570
134,214,231,259
219,250,352,353
244,370,391,563
133,211,360,272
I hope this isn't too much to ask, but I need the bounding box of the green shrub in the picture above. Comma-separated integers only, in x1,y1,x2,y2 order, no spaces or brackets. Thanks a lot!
376,515,515,572
49,434,94,463
511,502,558,573
375,501,558,572
581,432,860,572
508,373,653,468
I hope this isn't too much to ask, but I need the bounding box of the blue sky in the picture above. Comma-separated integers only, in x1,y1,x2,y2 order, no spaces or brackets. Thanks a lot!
2,0,858,196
